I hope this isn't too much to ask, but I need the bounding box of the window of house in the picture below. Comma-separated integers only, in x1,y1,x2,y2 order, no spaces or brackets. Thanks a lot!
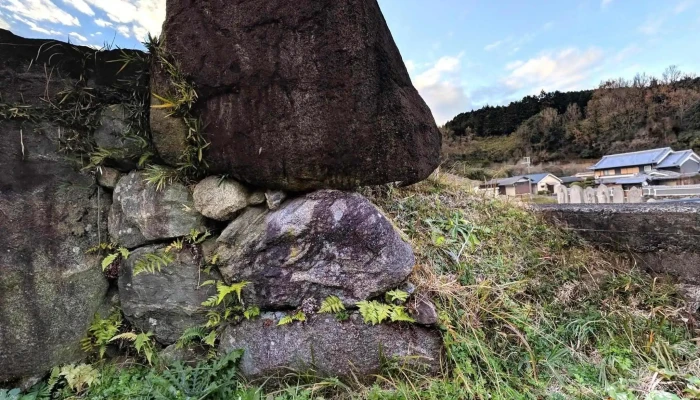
621,167,638,174
644,165,652,172
603,169,615,176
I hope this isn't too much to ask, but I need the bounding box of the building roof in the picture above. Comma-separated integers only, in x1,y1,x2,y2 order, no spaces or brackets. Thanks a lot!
589,147,672,170
497,176,532,186
598,175,651,185
656,150,700,169
523,173,562,184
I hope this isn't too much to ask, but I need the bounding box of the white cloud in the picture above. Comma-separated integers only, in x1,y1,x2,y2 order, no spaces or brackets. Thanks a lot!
484,40,503,51
68,31,87,41
0,15,10,30
674,0,694,14
601,0,614,8
116,24,130,38
94,18,112,27
405,60,416,74
638,15,665,35
412,55,471,125
503,47,605,92
63,0,94,16
13,15,63,35
1,0,79,26
84,0,165,40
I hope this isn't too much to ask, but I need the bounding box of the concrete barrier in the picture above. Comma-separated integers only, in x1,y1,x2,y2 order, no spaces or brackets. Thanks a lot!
537,203,700,284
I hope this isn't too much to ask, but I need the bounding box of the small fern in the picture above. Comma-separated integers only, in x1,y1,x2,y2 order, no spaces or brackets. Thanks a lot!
201,281,250,307
110,331,155,365
81,311,122,359
385,289,410,304
356,300,393,325
244,306,260,320
278,311,306,326
390,306,416,323
133,251,174,276
187,228,211,245
55,364,100,393
319,296,345,314
177,326,208,349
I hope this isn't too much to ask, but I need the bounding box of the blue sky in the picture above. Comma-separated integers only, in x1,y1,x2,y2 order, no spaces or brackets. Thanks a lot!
2,0,699,124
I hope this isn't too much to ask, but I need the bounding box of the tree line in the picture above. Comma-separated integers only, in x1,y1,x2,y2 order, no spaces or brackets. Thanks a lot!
444,66,700,163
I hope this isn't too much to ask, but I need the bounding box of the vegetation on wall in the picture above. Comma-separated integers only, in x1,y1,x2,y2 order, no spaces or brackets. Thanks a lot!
5,175,698,399
444,66,700,165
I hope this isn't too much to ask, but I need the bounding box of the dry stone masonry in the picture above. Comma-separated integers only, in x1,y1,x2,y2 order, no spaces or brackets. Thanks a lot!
0,0,443,383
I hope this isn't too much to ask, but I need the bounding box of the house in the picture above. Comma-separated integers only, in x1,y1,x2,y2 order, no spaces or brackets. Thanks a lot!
525,173,563,194
559,176,584,187
590,147,700,180
479,173,562,196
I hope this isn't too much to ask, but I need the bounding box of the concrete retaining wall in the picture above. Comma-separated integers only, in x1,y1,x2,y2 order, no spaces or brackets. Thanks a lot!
537,203,700,284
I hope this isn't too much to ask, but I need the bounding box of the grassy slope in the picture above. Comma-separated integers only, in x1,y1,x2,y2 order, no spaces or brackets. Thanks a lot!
6,175,699,400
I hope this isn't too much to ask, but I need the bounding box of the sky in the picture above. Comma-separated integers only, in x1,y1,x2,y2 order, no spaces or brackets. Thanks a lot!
1,0,699,125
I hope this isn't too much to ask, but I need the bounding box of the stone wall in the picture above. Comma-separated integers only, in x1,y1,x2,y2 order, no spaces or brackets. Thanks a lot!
537,203,700,284
0,3,443,383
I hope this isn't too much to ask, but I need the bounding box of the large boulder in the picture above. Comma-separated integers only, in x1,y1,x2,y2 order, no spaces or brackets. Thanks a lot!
0,123,110,383
215,190,415,309
219,312,442,379
109,171,207,248
118,244,221,344
160,0,441,191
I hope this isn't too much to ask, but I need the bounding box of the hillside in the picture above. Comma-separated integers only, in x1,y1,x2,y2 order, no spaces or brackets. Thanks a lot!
444,67,700,166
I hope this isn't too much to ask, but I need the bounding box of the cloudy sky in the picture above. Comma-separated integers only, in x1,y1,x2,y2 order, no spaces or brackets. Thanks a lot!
2,0,699,124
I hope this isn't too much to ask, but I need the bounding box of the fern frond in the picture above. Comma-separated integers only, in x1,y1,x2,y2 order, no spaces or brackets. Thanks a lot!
244,306,260,320
133,251,174,276
109,332,137,342
101,253,119,271
118,247,130,259
390,306,416,323
278,315,295,326
357,300,392,325
177,326,207,348
319,296,345,314
385,289,410,304
203,330,217,347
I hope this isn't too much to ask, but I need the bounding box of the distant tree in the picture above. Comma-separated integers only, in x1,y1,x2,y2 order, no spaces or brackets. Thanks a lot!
663,65,682,85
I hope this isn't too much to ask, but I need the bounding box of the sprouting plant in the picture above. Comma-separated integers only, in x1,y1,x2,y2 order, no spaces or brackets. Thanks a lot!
201,281,250,307
187,228,211,245
110,331,155,365
143,164,179,191
81,311,123,359
101,247,130,271
385,289,410,304
133,251,174,276
278,311,306,326
356,300,415,325
319,296,345,314
389,306,416,323
243,306,260,320
165,238,184,253
54,364,100,394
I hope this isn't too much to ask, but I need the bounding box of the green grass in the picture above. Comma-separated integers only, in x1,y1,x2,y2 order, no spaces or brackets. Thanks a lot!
5,174,698,400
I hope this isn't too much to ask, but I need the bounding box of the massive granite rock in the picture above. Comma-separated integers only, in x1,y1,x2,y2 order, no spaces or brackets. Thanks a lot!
215,190,415,309
160,0,441,190
219,312,442,379
0,29,143,383
119,245,220,345
109,171,207,248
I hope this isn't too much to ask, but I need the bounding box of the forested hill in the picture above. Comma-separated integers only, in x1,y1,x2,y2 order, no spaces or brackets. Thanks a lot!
446,89,594,137
443,67,700,164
